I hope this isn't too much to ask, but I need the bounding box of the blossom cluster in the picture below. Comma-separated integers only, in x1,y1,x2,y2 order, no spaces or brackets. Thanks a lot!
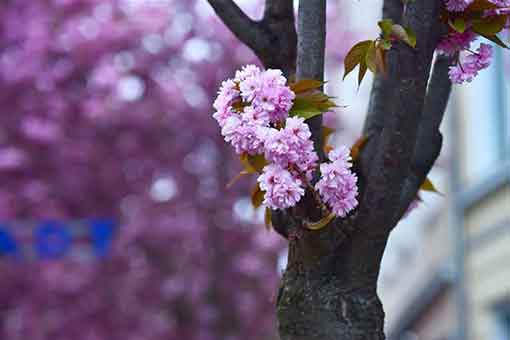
257,117,319,209
438,0,509,83
213,65,295,155
448,43,493,83
315,147,358,217
213,65,359,217
445,0,510,11
445,0,473,12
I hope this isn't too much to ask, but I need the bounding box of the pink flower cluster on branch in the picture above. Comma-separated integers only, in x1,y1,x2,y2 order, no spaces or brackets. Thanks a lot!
263,117,318,181
445,0,474,12
212,66,359,217
213,65,295,155
448,43,493,83
258,164,305,209
438,0,509,84
315,147,358,217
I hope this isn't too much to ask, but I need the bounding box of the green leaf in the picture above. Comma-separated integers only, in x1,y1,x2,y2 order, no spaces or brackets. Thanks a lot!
452,18,466,33
404,26,417,48
472,15,508,36
305,212,336,231
391,24,417,48
289,97,324,120
251,184,264,208
378,19,394,38
343,40,373,80
290,91,337,120
307,93,338,111
290,79,324,94
379,39,393,50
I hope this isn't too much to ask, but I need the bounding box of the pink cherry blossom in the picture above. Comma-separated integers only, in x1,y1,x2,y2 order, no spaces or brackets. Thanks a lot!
263,117,318,179
213,65,295,131
437,30,477,56
221,113,268,155
445,0,473,12
489,0,510,6
315,147,359,217
258,164,305,210
235,64,262,82
449,43,493,84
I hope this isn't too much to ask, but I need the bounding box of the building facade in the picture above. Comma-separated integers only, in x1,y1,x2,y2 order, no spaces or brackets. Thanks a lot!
379,42,510,340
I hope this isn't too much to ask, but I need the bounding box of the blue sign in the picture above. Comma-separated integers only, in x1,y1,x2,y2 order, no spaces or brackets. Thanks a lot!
35,221,72,259
90,219,115,258
0,219,117,261
0,227,18,255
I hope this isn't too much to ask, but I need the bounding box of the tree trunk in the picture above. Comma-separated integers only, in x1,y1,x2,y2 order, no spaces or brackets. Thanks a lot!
277,1,386,339
208,0,449,339
277,230,388,340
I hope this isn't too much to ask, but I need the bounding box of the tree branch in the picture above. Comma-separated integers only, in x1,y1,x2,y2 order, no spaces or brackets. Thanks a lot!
383,0,404,23
208,0,297,74
357,0,444,230
264,0,294,19
296,0,327,160
262,0,297,74
271,0,326,239
207,0,267,51
363,0,404,134
413,54,452,173
393,54,452,222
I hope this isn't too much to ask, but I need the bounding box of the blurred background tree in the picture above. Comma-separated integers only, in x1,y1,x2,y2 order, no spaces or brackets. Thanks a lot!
0,1,284,339
0,0,354,339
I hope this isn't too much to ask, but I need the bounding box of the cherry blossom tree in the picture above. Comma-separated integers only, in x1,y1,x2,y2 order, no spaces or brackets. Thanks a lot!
207,0,509,339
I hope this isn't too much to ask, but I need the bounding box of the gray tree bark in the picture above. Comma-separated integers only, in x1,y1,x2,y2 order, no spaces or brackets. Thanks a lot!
208,0,452,339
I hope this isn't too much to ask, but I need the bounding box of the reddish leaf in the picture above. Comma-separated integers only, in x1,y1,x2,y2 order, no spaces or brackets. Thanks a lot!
357,59,368,87
343,40,373,80
350,134,370,161
251,184,265,208
465,0,499,12
472,15,508,36
264,208,272,231
420,177,444,196
365,41,377,73
290,79,324,94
